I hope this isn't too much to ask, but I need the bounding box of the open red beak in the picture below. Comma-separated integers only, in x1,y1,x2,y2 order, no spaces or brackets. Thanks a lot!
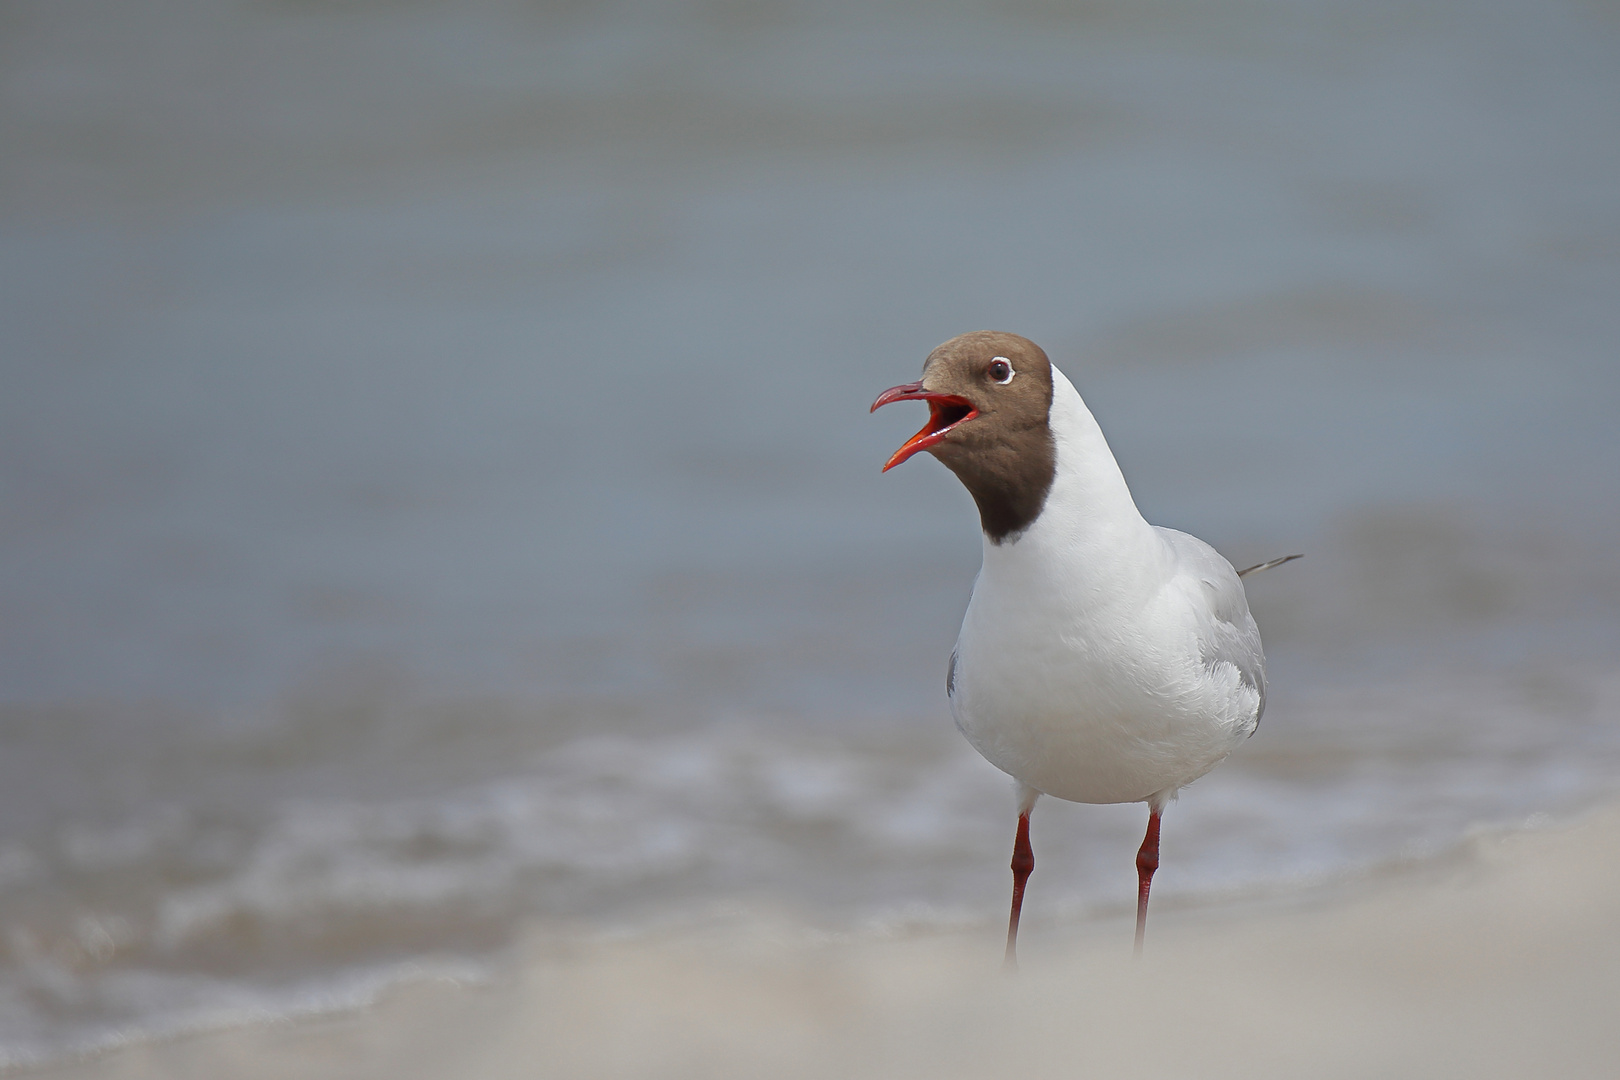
870,381,978,471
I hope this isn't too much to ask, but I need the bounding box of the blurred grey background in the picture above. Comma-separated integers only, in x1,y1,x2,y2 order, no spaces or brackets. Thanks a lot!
2,0,1619,1066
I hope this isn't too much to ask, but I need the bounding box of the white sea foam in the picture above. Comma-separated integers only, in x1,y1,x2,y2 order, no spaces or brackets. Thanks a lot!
4,668,1619,1067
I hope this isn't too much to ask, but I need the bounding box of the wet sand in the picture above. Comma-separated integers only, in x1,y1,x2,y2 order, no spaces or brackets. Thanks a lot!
27,803,1620,1080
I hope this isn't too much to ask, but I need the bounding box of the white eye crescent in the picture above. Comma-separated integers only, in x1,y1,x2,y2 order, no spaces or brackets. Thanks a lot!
988,357,1015,384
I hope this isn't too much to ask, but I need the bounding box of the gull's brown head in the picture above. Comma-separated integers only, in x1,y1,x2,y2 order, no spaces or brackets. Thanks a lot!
872,331,1057,543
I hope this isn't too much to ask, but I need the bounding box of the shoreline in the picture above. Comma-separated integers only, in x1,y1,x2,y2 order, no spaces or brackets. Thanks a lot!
19,803,1620,1079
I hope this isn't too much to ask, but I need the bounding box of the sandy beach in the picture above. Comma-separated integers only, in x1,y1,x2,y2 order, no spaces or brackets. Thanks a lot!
6,0,1620,1074
26,803,1620,1080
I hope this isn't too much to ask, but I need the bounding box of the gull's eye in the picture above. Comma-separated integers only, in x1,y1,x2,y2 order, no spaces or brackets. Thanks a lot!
987,357,1014,384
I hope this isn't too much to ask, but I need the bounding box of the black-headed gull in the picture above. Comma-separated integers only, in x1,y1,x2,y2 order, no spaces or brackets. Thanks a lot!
873,331,1294,965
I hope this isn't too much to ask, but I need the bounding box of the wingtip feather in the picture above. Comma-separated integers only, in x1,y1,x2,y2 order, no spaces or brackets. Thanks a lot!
1236,553,1303,578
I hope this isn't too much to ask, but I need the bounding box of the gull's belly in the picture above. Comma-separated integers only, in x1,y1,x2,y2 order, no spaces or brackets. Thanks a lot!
949,609,1253,805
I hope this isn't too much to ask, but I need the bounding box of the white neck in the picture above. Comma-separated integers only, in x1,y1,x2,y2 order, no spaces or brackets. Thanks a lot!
981,365,1160,586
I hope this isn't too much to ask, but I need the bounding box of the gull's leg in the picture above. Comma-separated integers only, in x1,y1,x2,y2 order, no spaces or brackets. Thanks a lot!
1004,785,1040,971
1133,807,1162,959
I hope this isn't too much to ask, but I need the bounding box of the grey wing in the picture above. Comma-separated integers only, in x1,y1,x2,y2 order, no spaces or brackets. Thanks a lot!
1155,527,1268,725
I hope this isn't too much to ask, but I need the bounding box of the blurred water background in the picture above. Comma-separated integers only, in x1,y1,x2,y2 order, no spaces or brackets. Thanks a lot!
3,0,1620,1067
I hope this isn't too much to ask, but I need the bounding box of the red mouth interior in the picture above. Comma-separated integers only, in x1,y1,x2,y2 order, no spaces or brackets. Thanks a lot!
931,400,973,430
883,395,977,471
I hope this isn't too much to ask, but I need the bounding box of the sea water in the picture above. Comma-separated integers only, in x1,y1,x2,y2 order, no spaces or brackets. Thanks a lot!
3,0,1619,1067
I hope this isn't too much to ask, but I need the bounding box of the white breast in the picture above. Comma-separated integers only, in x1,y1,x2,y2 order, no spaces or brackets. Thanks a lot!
948,367,1264,805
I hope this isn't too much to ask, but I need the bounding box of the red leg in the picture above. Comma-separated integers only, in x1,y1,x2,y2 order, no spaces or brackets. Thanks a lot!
1004,812,1035,971
1134,809,1161,958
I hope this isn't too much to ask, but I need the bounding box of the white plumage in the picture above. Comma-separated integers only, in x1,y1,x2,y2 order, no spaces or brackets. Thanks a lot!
950,368,1265,810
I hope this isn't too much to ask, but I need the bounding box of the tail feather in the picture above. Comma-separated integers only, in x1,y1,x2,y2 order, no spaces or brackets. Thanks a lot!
1236,553,1303,578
